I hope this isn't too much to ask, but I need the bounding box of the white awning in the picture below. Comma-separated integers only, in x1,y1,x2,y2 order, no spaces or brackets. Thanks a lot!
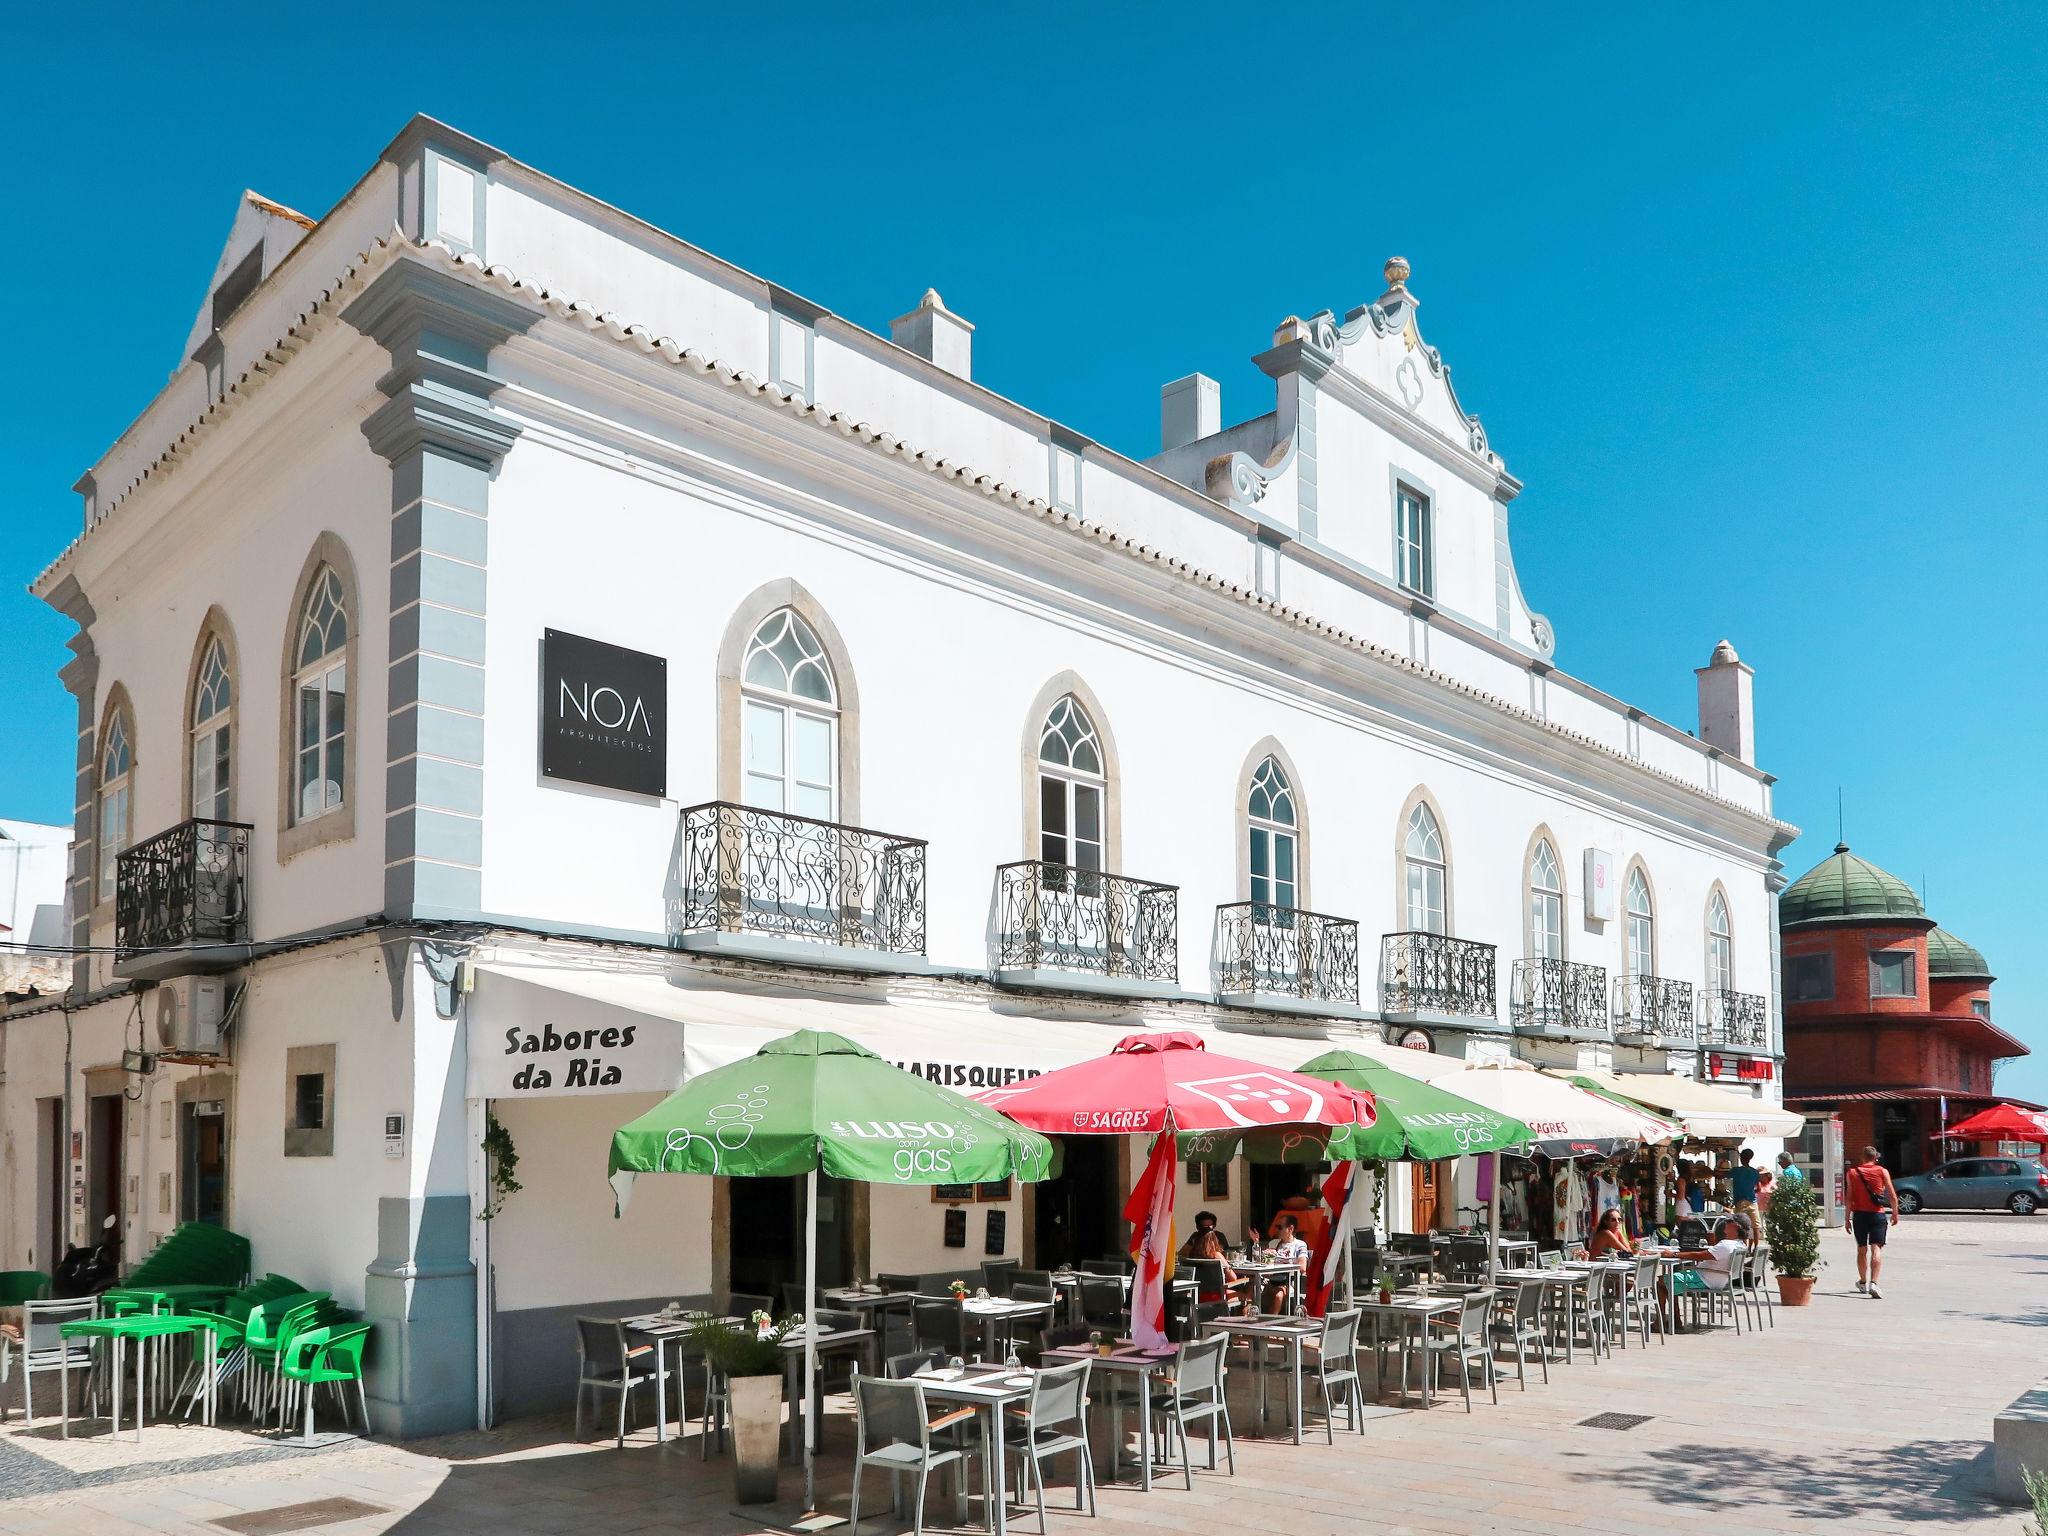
1569,1068,1805,1140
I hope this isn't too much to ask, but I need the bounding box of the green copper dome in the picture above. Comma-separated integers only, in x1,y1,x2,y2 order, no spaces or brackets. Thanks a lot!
1781,843,1927,929
1926,926,1994,982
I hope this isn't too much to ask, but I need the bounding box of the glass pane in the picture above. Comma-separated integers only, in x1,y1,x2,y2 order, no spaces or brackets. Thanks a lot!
794,782,832,820
793,713,832,790
744,701,785,777
1274,834,1295,887
299,683,320,752
745,771,786,811
192,737,213,818
1249,830,1269,881
791,660,833,704
324,667,346,743
1074,783,1101,844
1073,835,1103,873
1040,777,1066,839
1251,870,1271,906
744,650,786,689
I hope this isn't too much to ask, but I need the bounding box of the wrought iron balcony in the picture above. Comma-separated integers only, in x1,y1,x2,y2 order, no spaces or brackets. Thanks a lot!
1613,973,1697,1044
674,801,927,956
115,819,252,971
1704,988,1770,1051
1510,957,1610,1036
994,861,1178,984
1215,902,1359,1006
1379,931,1497,1019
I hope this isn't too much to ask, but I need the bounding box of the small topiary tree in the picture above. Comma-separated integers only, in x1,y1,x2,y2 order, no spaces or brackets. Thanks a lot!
1763,1171,1823,1277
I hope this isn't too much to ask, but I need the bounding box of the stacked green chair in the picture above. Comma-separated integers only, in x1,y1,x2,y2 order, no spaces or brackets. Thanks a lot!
176,1275,309,1421
278,1321,374,1437
0,1271,51,1308
101,1223,253,1317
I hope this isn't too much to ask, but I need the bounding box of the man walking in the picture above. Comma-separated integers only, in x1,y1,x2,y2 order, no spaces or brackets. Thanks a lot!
1730,1149,1762,1249
1845,1145,1902,1298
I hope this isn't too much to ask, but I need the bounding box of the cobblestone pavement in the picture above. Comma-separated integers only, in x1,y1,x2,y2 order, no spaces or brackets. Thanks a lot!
1,1216,2040,1535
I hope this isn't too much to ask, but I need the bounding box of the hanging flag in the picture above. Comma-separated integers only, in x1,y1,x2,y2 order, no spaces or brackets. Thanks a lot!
1123,1131,1178,1351
1305,1158,1357,1318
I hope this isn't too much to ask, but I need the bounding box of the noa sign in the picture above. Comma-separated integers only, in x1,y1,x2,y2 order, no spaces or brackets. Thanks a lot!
540,629,667,796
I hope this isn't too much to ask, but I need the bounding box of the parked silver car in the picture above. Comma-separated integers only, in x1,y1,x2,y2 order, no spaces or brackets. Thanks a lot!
1894,1157,2047,1215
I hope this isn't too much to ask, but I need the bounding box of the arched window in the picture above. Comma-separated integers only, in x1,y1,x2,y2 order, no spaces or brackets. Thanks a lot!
1403,803,1446,934
1529,839,1563,960
1626,867,1655,977
292,567,349,822
98,708,133,902
1246,757,1297,909
191,636,233,821
1038,695,1104,871
741,608,837,819
1706,890,1733,992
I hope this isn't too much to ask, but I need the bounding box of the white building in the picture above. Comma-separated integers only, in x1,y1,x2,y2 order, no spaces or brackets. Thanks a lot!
2,116,1796,1434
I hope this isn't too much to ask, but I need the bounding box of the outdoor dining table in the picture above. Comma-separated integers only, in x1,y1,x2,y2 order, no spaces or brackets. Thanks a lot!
1492,1267,1596,1363
959,1295,1052,1359
1204,1313,1321,1443
821,1286,914,1325
621,1310,729,1444
910,1363,1038,1536
781,1323,876,1457
1047,1269,1195,1327
1230,1258,1306,1313
59,1313,208,1444
1352,1293,1462,1408
1041,1341,1173,1491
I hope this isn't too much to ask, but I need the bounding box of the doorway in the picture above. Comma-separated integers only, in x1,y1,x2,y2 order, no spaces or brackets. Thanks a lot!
38,1098,64,1267
87,1094,124,1262
727,1173,853,1303
180,1102,229,1225
1410,1160,1445,1232
1248,1160,1322,1243
1877,1104,1915,1177
1033,1136,1120,1270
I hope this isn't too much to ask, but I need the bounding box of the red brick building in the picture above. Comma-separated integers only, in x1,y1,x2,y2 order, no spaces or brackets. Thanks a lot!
1780,843,2032,1173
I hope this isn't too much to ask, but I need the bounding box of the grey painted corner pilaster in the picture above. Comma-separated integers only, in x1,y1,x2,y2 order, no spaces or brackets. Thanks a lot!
46,575,98,994
344,260,535,924
363,1194,477,1437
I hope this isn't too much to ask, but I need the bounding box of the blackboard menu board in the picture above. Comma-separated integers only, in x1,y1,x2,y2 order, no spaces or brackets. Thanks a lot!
943,1208,967,1248
984,1208,1007,1256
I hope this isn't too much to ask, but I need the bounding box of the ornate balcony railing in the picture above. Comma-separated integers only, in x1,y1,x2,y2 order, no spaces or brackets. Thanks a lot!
1704,988,1770,1051
994,861,1178,983
1378,931,1497,1019
675,801,927,955
1215,902,1359,1005
1613,973,1697,1044
115,819,252,954
1510,957,1610,1035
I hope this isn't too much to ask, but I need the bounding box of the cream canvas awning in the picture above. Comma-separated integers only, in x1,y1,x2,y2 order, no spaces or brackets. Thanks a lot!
1568,1068,1805,1140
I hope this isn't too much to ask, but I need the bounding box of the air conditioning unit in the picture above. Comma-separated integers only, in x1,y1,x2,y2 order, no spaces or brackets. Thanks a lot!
154,976,235,1063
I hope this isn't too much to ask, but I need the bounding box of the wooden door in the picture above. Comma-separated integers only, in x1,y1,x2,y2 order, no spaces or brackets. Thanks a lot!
1410,1159,1443,1231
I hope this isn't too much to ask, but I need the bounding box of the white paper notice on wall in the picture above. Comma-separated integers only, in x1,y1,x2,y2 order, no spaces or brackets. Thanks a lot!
1584,848,1616,922
384,1114,405,1160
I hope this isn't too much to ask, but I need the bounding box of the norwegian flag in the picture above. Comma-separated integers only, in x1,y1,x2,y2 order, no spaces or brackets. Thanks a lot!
1122,1131,1178,1350
1304,1159,1357,1319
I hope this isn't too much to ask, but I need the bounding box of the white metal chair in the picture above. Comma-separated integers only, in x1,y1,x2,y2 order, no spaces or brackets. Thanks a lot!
5,1298,98,1431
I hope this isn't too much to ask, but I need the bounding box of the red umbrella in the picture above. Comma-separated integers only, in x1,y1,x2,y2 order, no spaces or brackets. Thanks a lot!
979,1030,1371,1136
1932,1103,2048,1142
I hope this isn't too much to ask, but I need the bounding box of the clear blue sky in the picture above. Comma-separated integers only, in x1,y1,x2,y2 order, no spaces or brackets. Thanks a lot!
5,6,2044,1099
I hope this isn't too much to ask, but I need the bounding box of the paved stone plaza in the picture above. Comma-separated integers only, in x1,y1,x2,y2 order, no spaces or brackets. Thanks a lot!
2,1217,2040,1536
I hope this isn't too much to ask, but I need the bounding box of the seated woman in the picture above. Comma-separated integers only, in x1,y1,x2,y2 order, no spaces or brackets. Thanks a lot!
1183,1225,1250,1313
1586,1209,1636,1259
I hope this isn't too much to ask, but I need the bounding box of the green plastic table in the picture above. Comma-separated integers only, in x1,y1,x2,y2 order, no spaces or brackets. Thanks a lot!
100,1283,236,1317
60,1314,213,1443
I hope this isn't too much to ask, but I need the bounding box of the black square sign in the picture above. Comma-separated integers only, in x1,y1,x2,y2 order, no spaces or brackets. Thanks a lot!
540,629,667,797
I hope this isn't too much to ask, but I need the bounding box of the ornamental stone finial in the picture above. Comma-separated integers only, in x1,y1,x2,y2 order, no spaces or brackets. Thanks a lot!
1384,255,1411,288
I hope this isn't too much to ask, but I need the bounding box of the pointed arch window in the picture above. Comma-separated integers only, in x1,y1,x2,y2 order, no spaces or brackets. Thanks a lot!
292,568,349,822
1247,757,1297,910
1529,839,1564,960
191,636,233,821
741,609,837,819
1707,890,1733,992
1626,867,1655,977
98,710,133,902
1038,696,1104,872
1403,803,1446,934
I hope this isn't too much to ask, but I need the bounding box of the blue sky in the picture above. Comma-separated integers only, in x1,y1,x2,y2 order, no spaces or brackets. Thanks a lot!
5,6,2044,1099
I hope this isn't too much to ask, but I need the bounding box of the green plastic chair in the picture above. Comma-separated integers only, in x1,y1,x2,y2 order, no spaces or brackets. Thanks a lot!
278,1322,373,1437
176,1277,312,1420
0,1271,51,1308
243,1294,333,1420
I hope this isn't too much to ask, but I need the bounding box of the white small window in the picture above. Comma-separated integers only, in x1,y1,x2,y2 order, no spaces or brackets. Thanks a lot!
1052,446,1080,512
1395,485,1433,598
191,637,233,822
1403,803,1446,934
1706,891,1733,992
773,313,811,395
1246,757,1297,910
741,609,837,820
98,711,133,902
293,568,349,823
1626,868,1655,977
1870,950,1916,999
1529,840,1563,960
1038,696,1103,871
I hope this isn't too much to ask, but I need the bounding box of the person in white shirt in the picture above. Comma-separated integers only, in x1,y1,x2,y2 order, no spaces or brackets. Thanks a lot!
1264,1214,1311,1312
1683,1218,1749,1292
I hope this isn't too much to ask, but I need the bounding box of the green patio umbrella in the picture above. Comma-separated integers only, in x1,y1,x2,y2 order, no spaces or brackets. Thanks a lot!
1296,1049,1537,1278
608,1029,1056,1514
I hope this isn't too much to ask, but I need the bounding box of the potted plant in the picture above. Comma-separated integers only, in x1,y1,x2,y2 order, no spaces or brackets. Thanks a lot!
692,1310,801,1502
1762,1172,1823,1305
1089,1329,1114,1357
949,1279,969,1299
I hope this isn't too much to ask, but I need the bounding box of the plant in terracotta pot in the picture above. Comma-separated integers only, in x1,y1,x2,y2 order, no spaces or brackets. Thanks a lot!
949,1279,969,1299
1089,1329,1114,1358
692,1311,801,1503
1762,1172,1823,1305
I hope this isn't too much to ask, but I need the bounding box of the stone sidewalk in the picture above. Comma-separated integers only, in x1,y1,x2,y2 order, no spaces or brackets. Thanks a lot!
1,1215,2039,1535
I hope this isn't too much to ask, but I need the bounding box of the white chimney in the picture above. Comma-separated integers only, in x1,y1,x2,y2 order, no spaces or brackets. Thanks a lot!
1695,639,1756,763
1160,373,1220,452
890,289,973,381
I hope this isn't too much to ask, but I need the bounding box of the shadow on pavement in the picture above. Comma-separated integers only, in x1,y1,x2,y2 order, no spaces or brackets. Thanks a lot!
1583,1438,2000,1525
